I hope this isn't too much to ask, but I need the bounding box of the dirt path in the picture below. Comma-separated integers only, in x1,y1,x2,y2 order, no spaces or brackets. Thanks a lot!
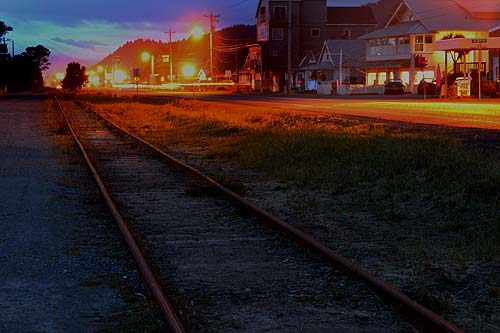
0,95,161,332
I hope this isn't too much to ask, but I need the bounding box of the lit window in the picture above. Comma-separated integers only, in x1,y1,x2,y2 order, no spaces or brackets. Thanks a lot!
401,71,410,85
378,72,387,85
367,73,377,85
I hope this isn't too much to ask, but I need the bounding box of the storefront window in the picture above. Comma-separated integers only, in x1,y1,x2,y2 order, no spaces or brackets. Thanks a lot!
378,72,387,85
367,73,377,85
401,71,409,86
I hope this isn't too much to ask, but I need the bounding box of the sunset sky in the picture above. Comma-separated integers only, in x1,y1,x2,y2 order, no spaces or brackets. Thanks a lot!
0,0,370,73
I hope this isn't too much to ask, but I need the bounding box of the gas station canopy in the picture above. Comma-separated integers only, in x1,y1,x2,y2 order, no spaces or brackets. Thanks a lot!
437,37,500,51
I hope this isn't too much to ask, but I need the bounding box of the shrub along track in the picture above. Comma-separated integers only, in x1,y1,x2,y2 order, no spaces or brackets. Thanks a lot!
56,96,462,332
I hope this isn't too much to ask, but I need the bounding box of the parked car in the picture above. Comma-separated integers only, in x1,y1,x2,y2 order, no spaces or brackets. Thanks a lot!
384,79,406,95
418,78,437,95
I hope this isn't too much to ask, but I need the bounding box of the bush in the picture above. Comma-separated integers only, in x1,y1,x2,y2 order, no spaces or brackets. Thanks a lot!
481,80,498,97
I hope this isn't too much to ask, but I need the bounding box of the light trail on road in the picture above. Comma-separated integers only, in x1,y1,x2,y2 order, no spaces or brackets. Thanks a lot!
84,88,500,130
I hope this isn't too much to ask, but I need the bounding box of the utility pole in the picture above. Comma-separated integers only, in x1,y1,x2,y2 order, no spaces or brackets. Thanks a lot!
165,29,175,84
204,11,220,81
287,0,292,95
339,48,343,95
236,37,239,90
478,44,482,100
260,47,264,93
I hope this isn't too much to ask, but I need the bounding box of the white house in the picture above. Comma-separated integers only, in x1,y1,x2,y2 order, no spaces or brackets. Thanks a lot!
359,0,500,93
296,40,367,94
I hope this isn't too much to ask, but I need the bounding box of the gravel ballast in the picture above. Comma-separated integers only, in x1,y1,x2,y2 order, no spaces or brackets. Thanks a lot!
0,95,161,332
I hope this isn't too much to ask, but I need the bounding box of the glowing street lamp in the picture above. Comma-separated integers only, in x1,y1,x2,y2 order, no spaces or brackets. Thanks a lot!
141,51,155,85
141,51,151,62
190,26,204,39
182,64,195,78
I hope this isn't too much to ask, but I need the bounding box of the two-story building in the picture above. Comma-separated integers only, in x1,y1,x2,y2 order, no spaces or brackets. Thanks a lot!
251,0,379,92
359,0,500,93
254,0,327,92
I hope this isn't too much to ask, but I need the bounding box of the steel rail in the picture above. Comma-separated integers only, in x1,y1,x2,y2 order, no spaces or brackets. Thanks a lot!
75,99,463,333
55,97,185,333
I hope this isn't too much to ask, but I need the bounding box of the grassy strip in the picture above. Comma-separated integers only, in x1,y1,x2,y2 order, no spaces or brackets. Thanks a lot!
83,97,500,261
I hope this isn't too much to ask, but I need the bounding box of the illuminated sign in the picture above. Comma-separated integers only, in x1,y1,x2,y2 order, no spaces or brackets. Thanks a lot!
257,24,269,42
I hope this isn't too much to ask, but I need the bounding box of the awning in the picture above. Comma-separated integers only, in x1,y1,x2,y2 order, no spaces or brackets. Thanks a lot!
365,59,411,69
437,37,500,51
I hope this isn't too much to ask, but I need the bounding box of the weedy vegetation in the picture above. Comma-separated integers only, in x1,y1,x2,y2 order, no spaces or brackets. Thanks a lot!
79,95,500,266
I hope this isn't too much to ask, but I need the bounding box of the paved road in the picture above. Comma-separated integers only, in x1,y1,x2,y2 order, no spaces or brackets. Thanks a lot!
206,95,500,130
0,95,153,332
89,87,500,130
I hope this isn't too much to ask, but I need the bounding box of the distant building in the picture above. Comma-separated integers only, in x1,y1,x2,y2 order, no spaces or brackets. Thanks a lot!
359,0,500,93
326,6,377,40
295,40,367,94
249,0,379,92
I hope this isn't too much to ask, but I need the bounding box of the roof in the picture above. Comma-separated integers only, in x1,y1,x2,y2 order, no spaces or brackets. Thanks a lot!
402,0,500,31
297,40,367,70
359,20,427,39
324,40,367,67
360,0,500,40
327,6,377,25
454,0,500,18
367,0,402,28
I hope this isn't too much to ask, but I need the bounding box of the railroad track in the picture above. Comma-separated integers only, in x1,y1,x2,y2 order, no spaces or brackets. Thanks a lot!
55,96,463,333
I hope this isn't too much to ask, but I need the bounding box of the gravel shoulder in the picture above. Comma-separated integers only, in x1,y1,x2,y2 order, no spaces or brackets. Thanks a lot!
0,95,162,332
86,96,499,332
63,101,417,332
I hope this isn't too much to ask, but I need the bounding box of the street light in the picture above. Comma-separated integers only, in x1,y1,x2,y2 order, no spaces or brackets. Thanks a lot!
182,64,195,78
141,51,155,85
190,26,204,39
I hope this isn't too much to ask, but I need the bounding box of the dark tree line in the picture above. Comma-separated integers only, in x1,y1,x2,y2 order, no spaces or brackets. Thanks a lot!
0,20,51,92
